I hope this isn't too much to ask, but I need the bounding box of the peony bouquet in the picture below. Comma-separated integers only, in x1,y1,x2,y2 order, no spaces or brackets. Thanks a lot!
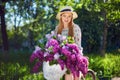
30,31,89,77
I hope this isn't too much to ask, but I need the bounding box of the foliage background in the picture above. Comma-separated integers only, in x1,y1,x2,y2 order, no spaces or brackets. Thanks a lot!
0,0,120,53
0,0,120,79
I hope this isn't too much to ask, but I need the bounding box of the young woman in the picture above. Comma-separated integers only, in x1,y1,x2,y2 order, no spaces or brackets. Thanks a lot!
55,6,83,80
43,6,83,80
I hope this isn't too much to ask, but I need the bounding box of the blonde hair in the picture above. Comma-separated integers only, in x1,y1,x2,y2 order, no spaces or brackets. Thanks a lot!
57,14,74,37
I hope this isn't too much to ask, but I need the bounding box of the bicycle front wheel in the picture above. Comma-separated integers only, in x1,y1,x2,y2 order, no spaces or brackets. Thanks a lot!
84,69,96,80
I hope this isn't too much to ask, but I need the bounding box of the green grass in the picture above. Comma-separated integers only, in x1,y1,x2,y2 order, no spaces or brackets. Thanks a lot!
0,51,120,80
88,53,120,78
0,51,44,80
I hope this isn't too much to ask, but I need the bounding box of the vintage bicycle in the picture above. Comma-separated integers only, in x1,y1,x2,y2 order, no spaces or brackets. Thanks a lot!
60,69,96,80
80,69,96,80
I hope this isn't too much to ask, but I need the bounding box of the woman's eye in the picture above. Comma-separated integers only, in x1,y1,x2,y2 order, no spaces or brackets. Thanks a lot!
68,16,71,18
63,15,66,17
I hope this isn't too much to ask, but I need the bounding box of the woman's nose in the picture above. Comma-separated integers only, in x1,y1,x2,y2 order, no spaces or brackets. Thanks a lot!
66,17,69,20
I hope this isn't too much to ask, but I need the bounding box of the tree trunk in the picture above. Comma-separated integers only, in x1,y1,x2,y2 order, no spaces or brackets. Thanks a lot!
101,24,108,56
100,10,108,56
0,3,9,51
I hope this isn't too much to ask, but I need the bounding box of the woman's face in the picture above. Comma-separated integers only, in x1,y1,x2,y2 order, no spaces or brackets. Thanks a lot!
61,12,72,25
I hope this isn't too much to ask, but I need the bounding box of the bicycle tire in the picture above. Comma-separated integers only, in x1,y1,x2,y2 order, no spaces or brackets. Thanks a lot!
84,69,96,80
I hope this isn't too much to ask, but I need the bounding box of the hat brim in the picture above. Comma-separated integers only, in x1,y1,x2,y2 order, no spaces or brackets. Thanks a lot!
56,11,78,20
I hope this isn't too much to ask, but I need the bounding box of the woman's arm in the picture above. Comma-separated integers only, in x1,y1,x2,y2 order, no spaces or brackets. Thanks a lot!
74,24,83,55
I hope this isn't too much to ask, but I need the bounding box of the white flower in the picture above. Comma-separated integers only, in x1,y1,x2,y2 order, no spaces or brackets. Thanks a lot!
54,53,60,60
34,46,41,53
44,52,49,57
57,34,61,38
45,34,51,39
62,45,66,49
62,36,67,41
51,31,55,36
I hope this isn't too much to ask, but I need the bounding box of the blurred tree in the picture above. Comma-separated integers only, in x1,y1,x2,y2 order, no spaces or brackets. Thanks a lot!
5,0,47,49
1,0,119,53
75,0,120,55
0,0,9,52
98,0,120,56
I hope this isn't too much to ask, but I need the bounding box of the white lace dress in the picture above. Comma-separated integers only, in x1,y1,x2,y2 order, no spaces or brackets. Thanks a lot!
43,24,83,80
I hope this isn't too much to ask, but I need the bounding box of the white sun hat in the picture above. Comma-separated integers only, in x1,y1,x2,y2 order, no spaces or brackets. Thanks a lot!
56,6,78,20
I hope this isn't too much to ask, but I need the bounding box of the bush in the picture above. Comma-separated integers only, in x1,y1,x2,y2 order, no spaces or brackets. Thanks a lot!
88,53,120,78
0,51,120,80
0,51,44,80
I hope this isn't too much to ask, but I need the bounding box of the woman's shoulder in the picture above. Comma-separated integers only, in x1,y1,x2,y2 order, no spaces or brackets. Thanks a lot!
73,24,81,30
